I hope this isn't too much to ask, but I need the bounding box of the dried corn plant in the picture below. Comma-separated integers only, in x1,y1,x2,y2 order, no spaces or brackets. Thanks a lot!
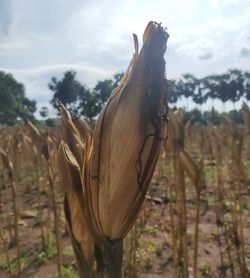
26,121,62,278
223,116,249,277
168,110,190,277
58,21,169,277
165,109,205,278
208,116,250,277
242,102,250,158
165,110,184,277
0,147,21,277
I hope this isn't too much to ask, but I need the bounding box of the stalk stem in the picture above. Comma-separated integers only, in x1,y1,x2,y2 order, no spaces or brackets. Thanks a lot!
95,239,123,278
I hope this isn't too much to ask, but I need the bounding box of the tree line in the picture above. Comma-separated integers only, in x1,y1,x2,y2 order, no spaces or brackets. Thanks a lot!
47,71,123,120
168,69,250,108
0,71,36,125
0,69,250,126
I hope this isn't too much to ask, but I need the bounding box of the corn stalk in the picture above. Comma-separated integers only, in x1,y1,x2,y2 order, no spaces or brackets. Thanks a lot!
26,121,62,278
0,147,21,277
58,21,169,277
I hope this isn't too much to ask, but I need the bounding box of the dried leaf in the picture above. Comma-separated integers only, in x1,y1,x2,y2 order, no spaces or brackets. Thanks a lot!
84,21,168,239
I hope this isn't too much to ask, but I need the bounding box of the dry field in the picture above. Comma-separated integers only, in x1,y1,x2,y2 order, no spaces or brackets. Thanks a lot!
0,110,250,277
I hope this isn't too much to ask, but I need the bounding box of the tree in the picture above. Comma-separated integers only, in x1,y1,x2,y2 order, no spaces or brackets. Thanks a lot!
77,87,101,120
45,118,58,127
183,108,205,125
49,70,83,113
203,110,222,125
201,75,218,110
182,74,198,108
244,71,250,101
228,109,244,124
94,79,114,103
78,73,123,120
0,71,36,125
227,69,244,107
113,72,123,88
39,106,49,118
48,70,117,120
94,73,123,106
168,79,181,104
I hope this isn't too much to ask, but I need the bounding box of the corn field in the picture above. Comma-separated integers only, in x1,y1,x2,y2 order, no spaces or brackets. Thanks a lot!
0,22,250,278
0,105,249,277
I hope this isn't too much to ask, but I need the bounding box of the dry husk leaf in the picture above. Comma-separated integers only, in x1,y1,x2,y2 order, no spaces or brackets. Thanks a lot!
58,142,94,265
26,120,49,160
59,103,85,167
84,21,169,239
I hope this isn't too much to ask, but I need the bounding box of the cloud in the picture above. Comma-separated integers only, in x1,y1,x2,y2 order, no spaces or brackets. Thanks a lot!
0,0,11,36
199,53,213,60
0,0,250,110
240,47,250,58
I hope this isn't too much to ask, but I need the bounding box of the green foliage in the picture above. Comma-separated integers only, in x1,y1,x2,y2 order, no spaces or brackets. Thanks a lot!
0,250,29,271
184,109,206,125
2,68,249,126
49,70,123,120
183,108,244,126
77,86,101,120
0,71,37,125
49,70,83,113
94,79,114,103
62,265,78,278
37,247,56,264
200,261,212,277
203,109,223,125
169,69,250,106
39,106,49,118
45,118,58,127
36,233,57,265
228,109,244,124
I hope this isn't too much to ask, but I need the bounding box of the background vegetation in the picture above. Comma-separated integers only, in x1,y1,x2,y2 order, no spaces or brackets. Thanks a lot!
1,69,250,127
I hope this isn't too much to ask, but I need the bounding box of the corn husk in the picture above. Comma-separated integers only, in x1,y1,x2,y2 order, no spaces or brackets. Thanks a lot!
168,109,184,145
58,143,94,266
178,148,199,185
59,103,86,167
84,21,168,239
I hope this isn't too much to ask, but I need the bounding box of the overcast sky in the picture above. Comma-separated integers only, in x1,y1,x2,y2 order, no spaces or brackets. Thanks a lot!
0,0,250,112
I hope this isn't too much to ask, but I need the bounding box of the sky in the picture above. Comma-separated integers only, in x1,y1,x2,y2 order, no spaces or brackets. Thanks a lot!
0,0,250,113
